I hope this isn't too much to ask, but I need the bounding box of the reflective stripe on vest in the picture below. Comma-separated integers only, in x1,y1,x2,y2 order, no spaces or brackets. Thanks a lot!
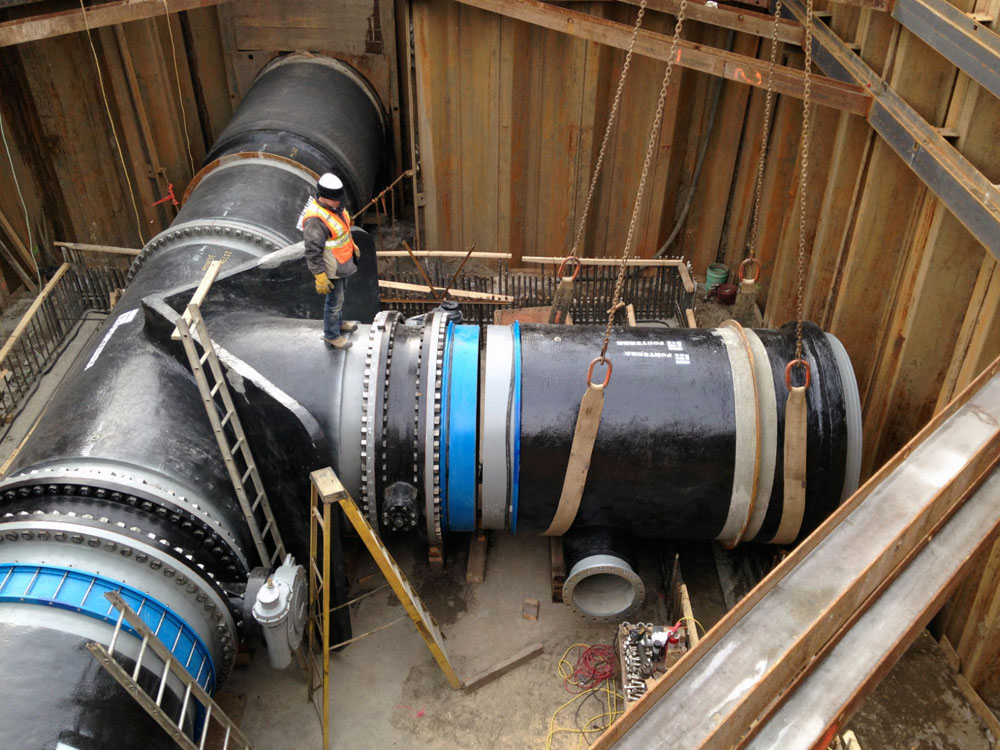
302,200,355,264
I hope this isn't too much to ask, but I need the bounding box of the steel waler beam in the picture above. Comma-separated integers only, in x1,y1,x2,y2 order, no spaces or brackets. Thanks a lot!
891,0,1000,102
782,0,1000,261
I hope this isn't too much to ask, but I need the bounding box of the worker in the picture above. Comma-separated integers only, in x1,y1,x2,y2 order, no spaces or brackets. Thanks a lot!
299,172,359,349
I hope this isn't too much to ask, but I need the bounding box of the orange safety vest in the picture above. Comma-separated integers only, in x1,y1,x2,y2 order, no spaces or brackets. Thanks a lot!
301,199,356,264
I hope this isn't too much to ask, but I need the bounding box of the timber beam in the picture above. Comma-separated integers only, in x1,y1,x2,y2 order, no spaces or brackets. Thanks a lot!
0,0,230,48
782,0,1000,261
617,0,804,44
892,0,1000,102
595,356,1000,748
451,0,871,115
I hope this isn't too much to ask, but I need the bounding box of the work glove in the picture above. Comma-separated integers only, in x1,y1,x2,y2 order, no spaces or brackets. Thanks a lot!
314,272,333,295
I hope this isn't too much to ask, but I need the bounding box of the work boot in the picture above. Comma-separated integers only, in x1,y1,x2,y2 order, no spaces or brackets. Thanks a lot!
340,321,358,333
323,336,352,350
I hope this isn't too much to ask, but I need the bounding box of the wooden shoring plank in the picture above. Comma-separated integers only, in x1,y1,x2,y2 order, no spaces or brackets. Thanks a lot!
103,24,171,231
0,0,230,48
751,62,803,312
717,38,775,273
457,3,499,262
681,29,757,273
865,205,986,472
764,83,840,328
181,6,232,147
463,641,544,692
501,13,531,266
595,356,1000,749
939,258,1000,409
411,0,447,254
785,0,1000,261
535,16,593,258
826,138,928,409
496,13,516,265
802,112,873,327
451,0,871,115
568,28,602,260
639,10,700,260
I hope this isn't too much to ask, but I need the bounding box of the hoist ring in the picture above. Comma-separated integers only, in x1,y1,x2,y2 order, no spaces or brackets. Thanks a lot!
587,357,613,388
739,258,761,283
785,359,811,390
557,256,582,281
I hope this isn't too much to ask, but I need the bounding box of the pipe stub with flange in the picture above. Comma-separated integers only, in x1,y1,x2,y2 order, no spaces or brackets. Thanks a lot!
563,554,646,621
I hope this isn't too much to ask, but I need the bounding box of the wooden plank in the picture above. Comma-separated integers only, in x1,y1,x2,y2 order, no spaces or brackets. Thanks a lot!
620,0,804,44
0,232,37,291
451,0,872,115
802,112,873,327
0,0,230,48
0,204,36,274
744,476,1000,750
54,241,140,256
377,279,513,302
97,24,167,234
593,355,1000,748
465,532,487,584
0,263,69,363
682,31,757,274
521,598,539,620
550,536,565,603
181,6,233,147
462,641,544,692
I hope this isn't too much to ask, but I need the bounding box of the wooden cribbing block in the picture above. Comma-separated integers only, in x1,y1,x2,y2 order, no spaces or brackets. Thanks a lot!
466,532,488,584
522,598,539,620
462,642,544,693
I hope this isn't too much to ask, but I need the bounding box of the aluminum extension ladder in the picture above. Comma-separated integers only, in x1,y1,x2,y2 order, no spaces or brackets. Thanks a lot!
175,291,286,568
88,590,253,750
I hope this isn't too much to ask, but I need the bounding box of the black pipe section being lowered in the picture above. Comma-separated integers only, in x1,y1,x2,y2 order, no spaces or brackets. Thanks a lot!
0,53,862,746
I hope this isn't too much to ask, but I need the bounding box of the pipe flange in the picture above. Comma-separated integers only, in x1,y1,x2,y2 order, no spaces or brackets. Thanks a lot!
0,520,239,682
420,312,448,545
360,311,400,530
0,466,250,574
0,506,241,599
127,220,289,283
562,554,646,622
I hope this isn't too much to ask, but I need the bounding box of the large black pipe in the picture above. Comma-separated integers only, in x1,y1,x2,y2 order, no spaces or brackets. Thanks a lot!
0,54,385,747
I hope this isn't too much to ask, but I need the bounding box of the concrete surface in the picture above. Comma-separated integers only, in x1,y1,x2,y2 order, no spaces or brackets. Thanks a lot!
226,532,667,749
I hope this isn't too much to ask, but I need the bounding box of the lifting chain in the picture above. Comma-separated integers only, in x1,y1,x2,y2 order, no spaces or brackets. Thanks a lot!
793,0,815,372
569,0,648,265
598,0,690,371
741,0,785,286
551,0,648,324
